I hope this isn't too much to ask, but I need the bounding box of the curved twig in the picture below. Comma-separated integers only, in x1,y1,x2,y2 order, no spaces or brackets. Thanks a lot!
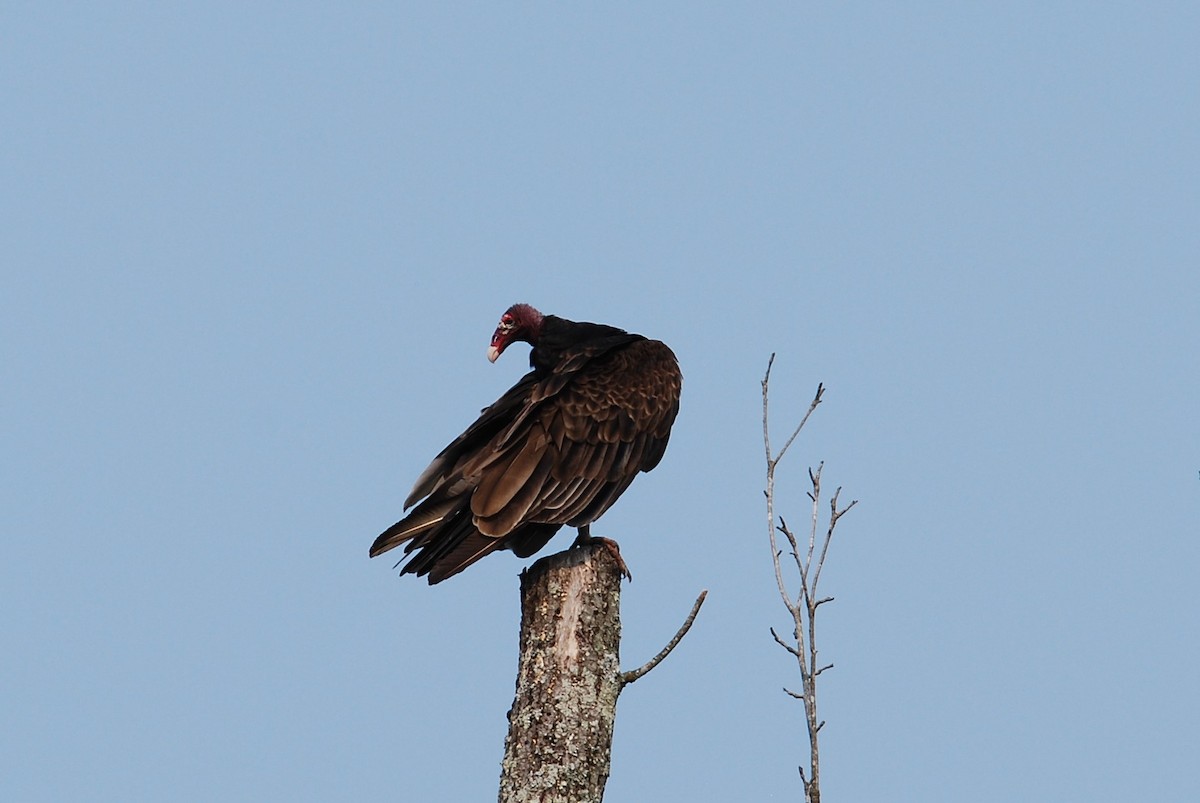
620,590,708,686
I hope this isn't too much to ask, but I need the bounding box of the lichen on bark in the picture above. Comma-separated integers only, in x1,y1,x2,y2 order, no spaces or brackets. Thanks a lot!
497,544,623,803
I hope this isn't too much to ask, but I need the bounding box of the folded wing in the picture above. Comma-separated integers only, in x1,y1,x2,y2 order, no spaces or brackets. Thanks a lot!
371,329,681,584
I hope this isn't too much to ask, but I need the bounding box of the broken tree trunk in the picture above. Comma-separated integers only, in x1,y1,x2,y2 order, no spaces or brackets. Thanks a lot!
497,542,707,803
497,543,623,803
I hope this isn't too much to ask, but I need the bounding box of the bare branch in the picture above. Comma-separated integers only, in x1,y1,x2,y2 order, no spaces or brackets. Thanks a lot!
764,359,791,625
777,518,804,583
762,354,775,467
808,462,823,566
770,627,802,657
812,487,857,594
762,356,854,803
775,383,824,467
620,590,708,686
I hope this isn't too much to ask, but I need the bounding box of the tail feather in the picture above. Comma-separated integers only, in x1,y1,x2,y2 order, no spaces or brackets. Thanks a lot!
418,521,563,583
378,500,564,584
369,497,461,558
424,533,506,584
399,504,496,583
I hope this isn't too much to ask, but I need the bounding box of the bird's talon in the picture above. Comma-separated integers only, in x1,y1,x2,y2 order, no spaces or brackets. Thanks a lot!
573,532,631,581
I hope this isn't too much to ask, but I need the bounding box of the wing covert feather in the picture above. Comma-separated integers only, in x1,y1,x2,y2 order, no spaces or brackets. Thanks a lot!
373,324,681,583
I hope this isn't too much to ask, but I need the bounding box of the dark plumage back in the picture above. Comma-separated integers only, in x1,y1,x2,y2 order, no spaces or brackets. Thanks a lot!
370,308,681,583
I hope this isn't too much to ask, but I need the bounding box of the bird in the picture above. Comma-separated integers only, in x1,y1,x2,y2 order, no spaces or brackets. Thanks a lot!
370,303,682,584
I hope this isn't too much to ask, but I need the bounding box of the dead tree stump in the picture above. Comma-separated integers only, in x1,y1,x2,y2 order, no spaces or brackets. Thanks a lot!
497,543,622,803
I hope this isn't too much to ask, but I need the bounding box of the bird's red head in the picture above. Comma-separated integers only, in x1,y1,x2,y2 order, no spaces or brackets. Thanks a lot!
487,303,544,363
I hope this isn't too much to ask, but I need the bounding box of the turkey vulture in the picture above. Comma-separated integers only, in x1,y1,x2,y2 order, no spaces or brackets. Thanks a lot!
370,303,681,584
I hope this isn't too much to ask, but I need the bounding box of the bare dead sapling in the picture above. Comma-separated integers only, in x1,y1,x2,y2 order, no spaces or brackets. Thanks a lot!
761,355,857,803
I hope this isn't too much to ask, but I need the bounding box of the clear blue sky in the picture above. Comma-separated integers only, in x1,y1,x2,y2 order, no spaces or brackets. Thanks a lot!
4,4,1197,801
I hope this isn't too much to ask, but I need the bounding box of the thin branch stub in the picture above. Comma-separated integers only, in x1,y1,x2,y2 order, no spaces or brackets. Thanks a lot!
620,589,708,686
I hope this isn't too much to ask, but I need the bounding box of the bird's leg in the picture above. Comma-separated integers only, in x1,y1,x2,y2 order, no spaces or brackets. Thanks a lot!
569,523,592,547
572,524,632,581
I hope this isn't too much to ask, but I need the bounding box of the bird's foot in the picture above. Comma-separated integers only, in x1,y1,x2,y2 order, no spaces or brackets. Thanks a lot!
571,528,632,581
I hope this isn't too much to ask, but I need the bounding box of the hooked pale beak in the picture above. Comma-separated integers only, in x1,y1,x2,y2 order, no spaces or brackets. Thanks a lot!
487,345,501,363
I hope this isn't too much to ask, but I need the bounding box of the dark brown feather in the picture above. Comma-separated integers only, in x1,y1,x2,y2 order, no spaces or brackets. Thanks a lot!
370,309,681,583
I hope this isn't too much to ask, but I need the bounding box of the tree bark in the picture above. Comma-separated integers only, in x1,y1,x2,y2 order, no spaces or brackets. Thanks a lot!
498,543,623,803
